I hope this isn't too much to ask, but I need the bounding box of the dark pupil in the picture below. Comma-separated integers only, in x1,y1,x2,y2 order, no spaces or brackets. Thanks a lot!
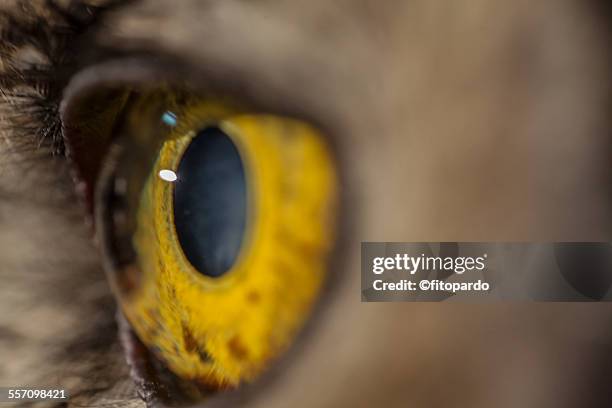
173,127,247,277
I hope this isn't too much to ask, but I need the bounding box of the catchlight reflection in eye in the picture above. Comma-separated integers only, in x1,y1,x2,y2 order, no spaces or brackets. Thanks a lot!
110,98,338,389
158,169,177,182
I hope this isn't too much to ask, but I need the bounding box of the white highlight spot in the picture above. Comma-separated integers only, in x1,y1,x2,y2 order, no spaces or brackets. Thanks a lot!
162,111,178,126
158,169,178,182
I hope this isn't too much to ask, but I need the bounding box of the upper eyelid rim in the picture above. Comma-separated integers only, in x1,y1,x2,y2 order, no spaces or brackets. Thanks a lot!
60,53,347,213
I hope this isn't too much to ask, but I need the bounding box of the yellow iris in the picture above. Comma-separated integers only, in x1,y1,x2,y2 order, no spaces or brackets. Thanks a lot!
118,99,337,387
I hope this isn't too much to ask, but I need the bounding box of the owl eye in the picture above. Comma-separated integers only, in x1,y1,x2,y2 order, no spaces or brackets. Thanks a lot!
90,88,338,392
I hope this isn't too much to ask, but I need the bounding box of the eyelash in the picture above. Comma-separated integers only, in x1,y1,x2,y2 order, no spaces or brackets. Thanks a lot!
0,0,125,157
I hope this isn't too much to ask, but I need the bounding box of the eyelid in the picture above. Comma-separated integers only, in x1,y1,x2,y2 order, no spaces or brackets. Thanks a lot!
60,55,345,218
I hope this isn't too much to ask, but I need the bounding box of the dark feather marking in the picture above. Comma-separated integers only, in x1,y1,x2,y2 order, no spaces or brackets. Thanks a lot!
0,0,125,157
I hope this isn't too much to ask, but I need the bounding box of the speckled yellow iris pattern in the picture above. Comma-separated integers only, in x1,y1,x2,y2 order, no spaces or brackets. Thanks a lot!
120,100,338,387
